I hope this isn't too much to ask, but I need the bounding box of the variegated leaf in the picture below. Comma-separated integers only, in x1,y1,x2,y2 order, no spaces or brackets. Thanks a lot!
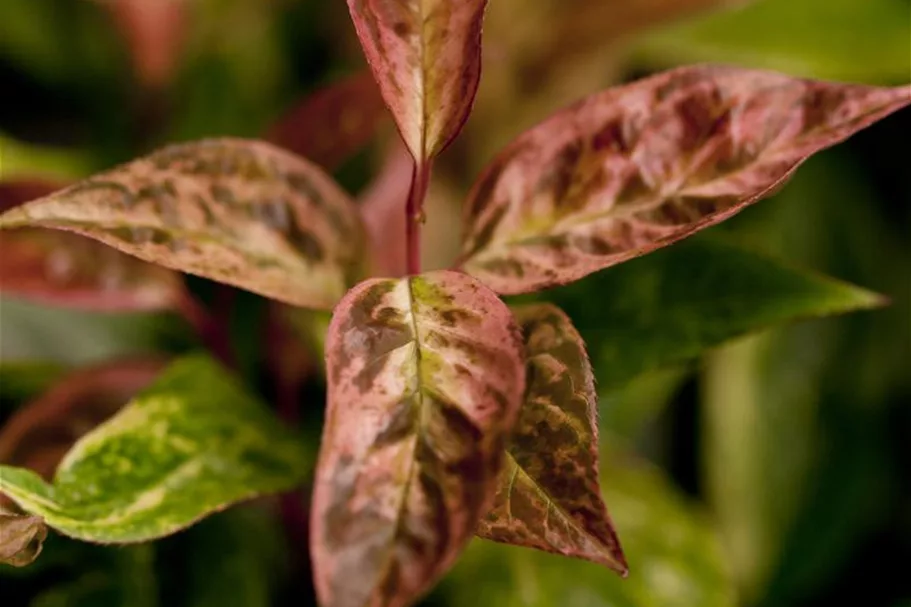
0,179,182,311
0,359,166,482
0,355,310,543
0,139,367,309
461,65,911,294
346,0,488,161
477,303,627,574
312,270,525,607
267,71,389,172
0,511,47,567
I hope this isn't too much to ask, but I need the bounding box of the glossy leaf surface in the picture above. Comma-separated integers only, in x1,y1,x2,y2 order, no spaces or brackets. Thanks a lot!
346,0,488,161
0,355,309,543
312,270,525,607
461,66,911,294
0,511,47,567
438,451,735,607
267,72,389,172
532,236,884,391
477,303,626,573
0,139,367,309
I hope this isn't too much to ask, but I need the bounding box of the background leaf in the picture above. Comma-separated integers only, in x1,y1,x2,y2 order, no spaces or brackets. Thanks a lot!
523,235,884,392
345,0,488,161
460,66,910,294
0,354,310,543
266,71,389,173
312,270,526,607
0,139,368,309
478,303,626,573
631,0,911,84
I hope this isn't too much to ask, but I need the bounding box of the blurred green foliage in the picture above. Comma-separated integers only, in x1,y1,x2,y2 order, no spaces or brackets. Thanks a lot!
1,0,908,606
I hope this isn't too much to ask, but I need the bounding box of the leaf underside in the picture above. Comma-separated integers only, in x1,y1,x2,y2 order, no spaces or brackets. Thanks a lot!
0,355,310,544
461,65,911,294
477,303,627,575
312,270,525,607
0,139,368,309
347,0,488,161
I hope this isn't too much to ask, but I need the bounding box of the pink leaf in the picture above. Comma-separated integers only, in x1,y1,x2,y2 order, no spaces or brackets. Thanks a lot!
460,65,911,294
312,270,525,607
477,304,627,574
346,0,488,162
0,140,369,309
0,181,183,312
266,72,390,172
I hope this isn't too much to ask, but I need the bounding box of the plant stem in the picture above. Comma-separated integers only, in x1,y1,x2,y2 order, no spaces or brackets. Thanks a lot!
405,159,432,276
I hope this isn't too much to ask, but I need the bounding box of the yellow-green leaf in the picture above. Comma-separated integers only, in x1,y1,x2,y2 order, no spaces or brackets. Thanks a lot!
0,355,310,543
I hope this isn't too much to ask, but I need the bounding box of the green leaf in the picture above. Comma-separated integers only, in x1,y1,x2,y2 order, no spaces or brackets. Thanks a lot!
0,359,166,483
460,66,910,294
477,303,626,574
529,236,884,391
30,544,158,607
181,507,288,607
312,270,526,607
0,355,310,543
0,139,368,309
436,450,735,607
0,510,47,567
0,361,66,405
631,0,911,84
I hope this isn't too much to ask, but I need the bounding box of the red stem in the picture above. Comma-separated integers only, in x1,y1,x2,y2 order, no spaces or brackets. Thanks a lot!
405,160,432,276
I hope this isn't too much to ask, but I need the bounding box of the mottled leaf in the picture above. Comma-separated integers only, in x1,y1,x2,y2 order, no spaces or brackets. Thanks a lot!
533,235,885,391
0,355,309,543
0,510,47,567
477,303,626,573
346,0,488,161
267,72,389,171
437,450,735,607
312,270,526,607
0,180,183,311
0,139,368,309
0,359,166,482
460,65,911,294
